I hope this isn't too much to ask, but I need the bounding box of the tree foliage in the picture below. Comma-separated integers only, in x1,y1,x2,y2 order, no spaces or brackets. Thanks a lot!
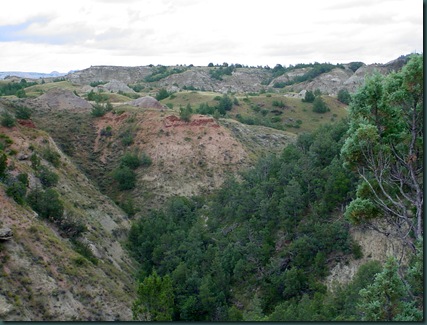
132,271,174,321
312,96,330,113
302,90,315,103
337,88,351,105
341,54,423,251
358,256,422,321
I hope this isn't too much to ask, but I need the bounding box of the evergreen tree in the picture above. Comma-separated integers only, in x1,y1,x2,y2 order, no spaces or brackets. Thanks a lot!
337,88,351,104
312,96,329,113
132,271,174,321
358,256,421,321
302,90,315,103
342,55,423,251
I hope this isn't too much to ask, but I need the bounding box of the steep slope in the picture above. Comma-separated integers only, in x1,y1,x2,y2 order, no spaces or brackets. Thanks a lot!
0,123,136,321
89,109,295,210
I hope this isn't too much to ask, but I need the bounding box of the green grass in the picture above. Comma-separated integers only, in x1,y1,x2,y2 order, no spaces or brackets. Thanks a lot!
25,81,79,96
160,91,220,110
228,94,348,134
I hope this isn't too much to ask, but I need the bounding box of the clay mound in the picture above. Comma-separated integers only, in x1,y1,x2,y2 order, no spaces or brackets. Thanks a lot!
101,80,136,94
36,88,92,112
128,96,165,109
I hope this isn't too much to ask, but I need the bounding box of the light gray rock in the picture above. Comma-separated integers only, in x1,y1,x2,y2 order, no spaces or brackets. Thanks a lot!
128,96,165,109
98,79,136,94
0,227,12,240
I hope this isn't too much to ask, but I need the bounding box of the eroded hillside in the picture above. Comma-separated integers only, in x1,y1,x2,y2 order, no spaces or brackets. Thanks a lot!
0,123,136,321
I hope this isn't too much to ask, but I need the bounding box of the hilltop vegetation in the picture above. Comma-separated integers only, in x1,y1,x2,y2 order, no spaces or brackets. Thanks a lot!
0,54,422,321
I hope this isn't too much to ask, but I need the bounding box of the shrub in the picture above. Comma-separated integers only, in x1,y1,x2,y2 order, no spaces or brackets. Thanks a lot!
140,152,152,167
16,89,26,98
17,173,29,187
59,213,87,238
87,89,109,102
121,152,141,170
0,151,7,178
30,153,41,170
121,133,134,146
89,81,107,87
179,104,192,122
100,126,113,137
0,134,13,151
272,100,285,108
155,88,170,101
112,166,137,190
91,103,107,117
28,188,64,221
120,198,138,217
15,106,32,119
337,88,351,105
6,180,27,205
37,166,59,188
71,239,98,265
1,112,16,127
42,147,61,167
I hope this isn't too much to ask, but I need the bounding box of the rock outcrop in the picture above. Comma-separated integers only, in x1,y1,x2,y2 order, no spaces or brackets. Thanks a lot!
67,65,152,85
65,55,412,96
100,80,136,94
0,227,12,240
128,96,165,109
32,88,92,112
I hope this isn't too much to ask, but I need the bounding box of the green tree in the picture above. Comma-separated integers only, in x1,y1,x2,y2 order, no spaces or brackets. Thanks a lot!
155,88,170,101
312,96,329,113
302,90,315,103
6,179,27,205
16,89,26,98
112,166,136,190
337,88,351,105
179,104,193,122
341,55,423,251
358,256,420,321
132,271,174,321
243,293,265,321
38,166,59,188
91,103,106,117
216,94,233,114
27,187,64,221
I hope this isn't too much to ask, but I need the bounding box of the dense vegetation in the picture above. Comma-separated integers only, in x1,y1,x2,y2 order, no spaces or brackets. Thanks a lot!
127,55,423,321
0,79,36,97
128,120,359,320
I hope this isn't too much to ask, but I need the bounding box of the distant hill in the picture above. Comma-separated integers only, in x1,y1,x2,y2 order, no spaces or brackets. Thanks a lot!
65,55,411,95
0,71,76,80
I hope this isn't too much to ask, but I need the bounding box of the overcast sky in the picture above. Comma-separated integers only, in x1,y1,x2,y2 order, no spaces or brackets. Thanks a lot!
0,0,422,72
